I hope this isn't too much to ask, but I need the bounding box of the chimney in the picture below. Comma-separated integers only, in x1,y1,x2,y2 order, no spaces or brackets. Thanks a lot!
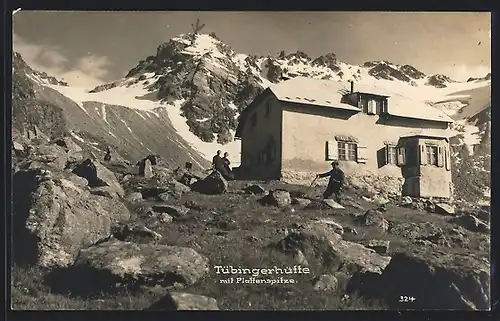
350,80,354,94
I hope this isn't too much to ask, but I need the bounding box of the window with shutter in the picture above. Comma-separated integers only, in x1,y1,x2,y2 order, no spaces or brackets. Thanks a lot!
397,147,406,166
419,145,427,165
445,147,451,171
326,141,339,161
437,146,444,167
385,145,397,165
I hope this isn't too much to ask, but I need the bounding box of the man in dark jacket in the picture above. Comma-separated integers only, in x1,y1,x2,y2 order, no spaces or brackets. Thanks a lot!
212,150,229,178
316,161,345,203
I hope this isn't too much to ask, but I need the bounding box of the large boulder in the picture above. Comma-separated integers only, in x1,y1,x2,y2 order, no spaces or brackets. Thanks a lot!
12,169,131,268
73,240,210,288
50,136,83,153
355,209,389,233
260,190,292,208
276,220,391,275
449,214,490,234
362,248,490,310
29,144,68,171
71,158,124,197
191,170,228,195
435,203,455,215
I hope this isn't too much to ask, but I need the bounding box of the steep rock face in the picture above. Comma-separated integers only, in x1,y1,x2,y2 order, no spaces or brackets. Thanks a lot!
426,74,455,88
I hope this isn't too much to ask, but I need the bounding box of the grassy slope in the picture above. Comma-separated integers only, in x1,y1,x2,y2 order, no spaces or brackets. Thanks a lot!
10,180,489,310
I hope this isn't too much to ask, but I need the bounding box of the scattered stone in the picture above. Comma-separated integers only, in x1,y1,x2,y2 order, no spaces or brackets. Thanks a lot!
157,193,170,202
153,205,190,218
322,199,345,209
90,186,119,199
125,192,144,204
373,196,390,206
74,240,210,288
260,190,292,208
276,220,391,275
355,209,389,233
366,240,390,255
344,226,358,235
244,184,266,195
148,292,219,310
112,224,163,244
476,209,490,223
435,203,455,215
135,204,155,218
315,218,344,235
292,250,308,266
450,215,490,234
157,213,174,224
191,170,228,195
207,217,239,231
12,141,25,155
400,196,413,207
342,199,364,210
312,274,339,292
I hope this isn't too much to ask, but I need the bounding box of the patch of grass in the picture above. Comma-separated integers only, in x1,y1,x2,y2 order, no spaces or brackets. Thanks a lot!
10,180,489,310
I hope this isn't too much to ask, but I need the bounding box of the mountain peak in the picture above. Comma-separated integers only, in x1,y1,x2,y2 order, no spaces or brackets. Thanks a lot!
13,52,68,87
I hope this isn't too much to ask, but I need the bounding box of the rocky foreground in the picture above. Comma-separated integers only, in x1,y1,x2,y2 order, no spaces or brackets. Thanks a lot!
11,136,491,311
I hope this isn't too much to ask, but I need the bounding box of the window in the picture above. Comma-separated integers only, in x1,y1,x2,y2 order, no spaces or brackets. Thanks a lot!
265,101,271,118
338,142,357,161
250,113,257,129
426,145,438,165
386,145,397,165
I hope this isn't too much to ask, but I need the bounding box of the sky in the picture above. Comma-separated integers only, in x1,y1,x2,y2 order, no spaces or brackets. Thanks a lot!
12,11,491,88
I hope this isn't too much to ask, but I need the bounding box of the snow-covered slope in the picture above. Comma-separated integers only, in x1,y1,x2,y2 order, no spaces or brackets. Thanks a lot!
12,53,210,170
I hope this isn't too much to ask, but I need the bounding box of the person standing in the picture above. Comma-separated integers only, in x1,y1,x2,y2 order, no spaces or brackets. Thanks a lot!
316,161,345,203
104,146,111,162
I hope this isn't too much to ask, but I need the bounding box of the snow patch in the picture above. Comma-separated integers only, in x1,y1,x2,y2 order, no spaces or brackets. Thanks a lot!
70,131,85,143
166,99,241,166
101,104,110,125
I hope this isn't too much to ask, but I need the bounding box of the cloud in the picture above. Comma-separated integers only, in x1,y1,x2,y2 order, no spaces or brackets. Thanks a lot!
13,33,111,88
439,64,491,82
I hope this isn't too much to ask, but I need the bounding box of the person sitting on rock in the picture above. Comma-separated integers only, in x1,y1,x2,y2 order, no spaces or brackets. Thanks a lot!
316,161,345,203
212,150,226,176
212,150,223,170
222,152,235,180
